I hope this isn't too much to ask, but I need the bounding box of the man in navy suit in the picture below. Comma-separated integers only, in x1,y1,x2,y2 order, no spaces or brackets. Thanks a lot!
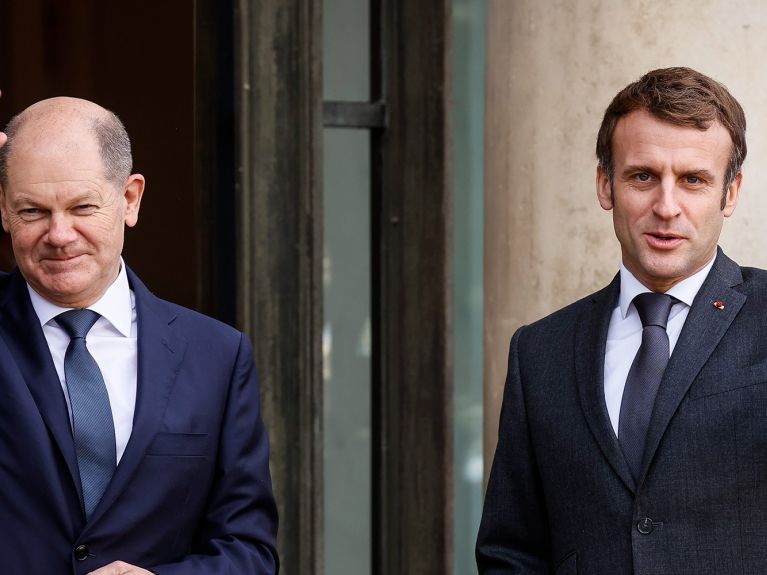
0,97,278,574
476,68,767,573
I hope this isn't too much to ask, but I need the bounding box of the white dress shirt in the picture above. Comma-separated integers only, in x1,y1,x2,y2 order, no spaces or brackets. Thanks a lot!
603,256,715,436
28,260,137,463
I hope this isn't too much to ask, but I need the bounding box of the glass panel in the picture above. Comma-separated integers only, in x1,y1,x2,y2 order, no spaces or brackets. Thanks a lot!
323,128,371,575
452,1,486,574
323,0,370,102
323,1,371,573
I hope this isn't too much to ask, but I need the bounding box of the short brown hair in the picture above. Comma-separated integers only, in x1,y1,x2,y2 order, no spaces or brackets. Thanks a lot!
596,67,746,189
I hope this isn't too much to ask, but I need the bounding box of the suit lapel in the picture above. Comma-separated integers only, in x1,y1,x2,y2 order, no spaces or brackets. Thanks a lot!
639,250,744,481
87,268,188,525
0,270,82,498
575,274,637,493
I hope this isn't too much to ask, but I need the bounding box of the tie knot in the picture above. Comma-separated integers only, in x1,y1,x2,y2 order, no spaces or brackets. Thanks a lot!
633,292,675,329
57,309,101,339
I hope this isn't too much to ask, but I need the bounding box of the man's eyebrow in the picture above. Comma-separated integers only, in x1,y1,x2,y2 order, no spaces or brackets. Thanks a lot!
619,164,656,176
619,165,718,180
681,168,717,180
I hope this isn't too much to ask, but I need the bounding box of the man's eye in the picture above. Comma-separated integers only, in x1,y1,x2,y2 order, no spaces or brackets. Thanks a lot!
636,173,651,182
16,208,45,221
686,176,700,184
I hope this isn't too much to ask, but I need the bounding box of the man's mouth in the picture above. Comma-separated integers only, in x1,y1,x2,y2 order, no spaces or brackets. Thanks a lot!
41,254,84,264
645,232,683,249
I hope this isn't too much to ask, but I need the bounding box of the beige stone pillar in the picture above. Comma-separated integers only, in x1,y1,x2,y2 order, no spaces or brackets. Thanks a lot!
484,0,767,472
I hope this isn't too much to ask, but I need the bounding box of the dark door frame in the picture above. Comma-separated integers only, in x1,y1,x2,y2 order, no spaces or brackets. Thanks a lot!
232,1,452,572
372,1,453,572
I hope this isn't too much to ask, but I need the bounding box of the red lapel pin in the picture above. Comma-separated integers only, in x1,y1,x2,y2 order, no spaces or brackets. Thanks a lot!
713,300,725,310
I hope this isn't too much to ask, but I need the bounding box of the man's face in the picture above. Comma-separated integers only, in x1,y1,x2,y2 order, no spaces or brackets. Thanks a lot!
597,110,741,292
0,125,143,308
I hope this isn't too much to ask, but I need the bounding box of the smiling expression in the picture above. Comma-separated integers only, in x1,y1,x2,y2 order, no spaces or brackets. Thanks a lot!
597,110,741,293
0,102,144,308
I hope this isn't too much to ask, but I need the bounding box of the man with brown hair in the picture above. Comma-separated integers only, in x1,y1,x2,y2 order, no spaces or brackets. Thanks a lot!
477,67,767,573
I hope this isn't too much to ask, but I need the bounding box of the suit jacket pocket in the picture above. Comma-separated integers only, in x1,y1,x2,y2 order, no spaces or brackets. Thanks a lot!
688,362,767,400
554,551,577,575
146,432,209,456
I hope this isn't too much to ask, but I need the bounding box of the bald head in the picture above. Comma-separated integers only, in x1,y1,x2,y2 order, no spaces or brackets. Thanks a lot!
0,97,145,308
0,97,133,189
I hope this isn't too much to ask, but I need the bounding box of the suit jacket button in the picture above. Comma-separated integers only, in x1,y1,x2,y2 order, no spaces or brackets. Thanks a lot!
74,544,89,561
637,518,653,534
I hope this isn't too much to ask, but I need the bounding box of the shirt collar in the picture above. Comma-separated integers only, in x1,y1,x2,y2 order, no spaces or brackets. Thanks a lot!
27,258,133,337
618,254,716,319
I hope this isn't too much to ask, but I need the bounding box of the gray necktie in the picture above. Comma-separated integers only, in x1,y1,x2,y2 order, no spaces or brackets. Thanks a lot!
618,292,675,481
57,309,116,519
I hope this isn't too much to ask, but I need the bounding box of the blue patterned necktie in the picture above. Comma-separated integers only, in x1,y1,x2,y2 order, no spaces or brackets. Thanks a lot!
618,292,675,481
57,309,116,519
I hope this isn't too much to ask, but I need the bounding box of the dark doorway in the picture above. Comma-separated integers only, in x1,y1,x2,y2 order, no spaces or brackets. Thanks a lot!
0,0,235,320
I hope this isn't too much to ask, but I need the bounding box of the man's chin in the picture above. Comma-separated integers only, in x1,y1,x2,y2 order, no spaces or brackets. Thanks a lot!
641,264,697,290
31,276,94,307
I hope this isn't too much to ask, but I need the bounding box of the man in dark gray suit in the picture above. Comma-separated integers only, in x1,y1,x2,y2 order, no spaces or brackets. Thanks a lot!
476,67,767,574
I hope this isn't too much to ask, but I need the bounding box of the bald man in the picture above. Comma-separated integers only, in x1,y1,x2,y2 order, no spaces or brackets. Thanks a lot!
0,98,278,574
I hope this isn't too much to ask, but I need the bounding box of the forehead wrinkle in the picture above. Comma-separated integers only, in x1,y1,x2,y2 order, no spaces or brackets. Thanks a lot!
7,177,111,200
13,172,106,185
5,182,111,206
619,144,728,180
614,112,732,170
7,142,109,190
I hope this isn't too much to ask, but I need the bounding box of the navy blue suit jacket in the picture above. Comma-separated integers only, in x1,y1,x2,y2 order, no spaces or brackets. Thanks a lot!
0,266,278,574
477,249,767,574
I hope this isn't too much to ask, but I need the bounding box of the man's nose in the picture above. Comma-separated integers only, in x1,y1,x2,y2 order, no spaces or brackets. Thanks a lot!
45,214,78,246
652,178,682,219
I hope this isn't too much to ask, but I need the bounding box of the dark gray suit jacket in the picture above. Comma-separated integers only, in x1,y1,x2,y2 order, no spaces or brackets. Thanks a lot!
477,249,767,574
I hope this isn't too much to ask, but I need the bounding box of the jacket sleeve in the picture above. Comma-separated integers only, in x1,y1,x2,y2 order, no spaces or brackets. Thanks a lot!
476,327,551,574
150,333,279,575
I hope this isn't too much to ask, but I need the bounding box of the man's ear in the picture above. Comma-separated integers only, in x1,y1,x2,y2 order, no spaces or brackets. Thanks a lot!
596,165,613,210
122,174,145,228
722,171,742,217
